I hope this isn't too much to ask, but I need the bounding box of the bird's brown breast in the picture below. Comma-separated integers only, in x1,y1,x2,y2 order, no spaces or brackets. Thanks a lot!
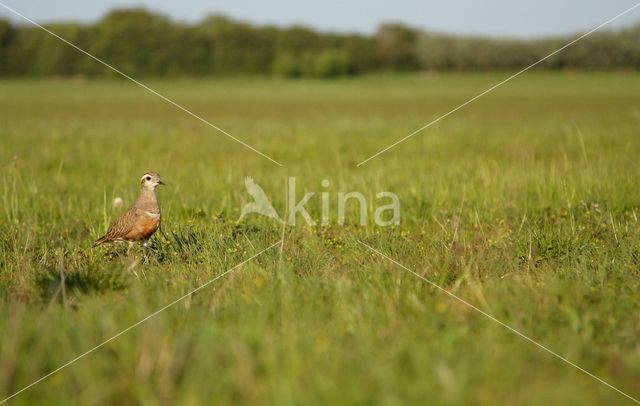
124,213,160,241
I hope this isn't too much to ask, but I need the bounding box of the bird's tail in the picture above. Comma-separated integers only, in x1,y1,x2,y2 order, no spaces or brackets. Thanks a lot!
92,235,109,247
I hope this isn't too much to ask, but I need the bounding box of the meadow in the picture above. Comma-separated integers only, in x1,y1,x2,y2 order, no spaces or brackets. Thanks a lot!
0,72,639,405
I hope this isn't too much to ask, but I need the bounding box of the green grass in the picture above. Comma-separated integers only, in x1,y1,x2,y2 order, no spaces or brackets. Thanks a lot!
1,72,640,405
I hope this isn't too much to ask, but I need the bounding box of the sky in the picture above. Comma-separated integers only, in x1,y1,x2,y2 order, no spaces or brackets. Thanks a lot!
1,0,639,38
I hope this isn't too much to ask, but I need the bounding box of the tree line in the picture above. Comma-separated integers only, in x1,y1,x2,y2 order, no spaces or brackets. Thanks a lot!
0,8,638,78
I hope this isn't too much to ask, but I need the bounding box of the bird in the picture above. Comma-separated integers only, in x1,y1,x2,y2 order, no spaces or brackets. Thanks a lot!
238,176,283,223
93,172,165,248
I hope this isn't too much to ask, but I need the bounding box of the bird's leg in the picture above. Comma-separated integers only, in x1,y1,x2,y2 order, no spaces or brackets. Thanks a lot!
138,245,148,278
142,239,155,265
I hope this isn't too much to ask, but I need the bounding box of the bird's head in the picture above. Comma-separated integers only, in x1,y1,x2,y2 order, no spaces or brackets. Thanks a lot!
140,172,165,191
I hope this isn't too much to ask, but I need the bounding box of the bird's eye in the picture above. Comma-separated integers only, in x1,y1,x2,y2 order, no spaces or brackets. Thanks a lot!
145,176,151,181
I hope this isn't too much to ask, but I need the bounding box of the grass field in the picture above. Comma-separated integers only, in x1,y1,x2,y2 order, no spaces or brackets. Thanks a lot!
1,72,639,405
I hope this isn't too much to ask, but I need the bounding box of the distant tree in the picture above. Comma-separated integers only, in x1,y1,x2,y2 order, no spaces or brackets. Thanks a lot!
88,9,184,76
277,26,323,55
37,24,87,76
302,49,355,78
0,19,13,75
5,25,88,76
271,52,302,77
197,15,275,75
619,24,640,68
376,24,420,70
341,34,379,74
558,31,628,69
0,10,639,77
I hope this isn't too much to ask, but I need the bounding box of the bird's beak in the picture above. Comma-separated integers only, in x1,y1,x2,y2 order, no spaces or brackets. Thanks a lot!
159,181,166,186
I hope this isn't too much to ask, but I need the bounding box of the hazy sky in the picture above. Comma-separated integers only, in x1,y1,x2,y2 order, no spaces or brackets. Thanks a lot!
1,0,640,38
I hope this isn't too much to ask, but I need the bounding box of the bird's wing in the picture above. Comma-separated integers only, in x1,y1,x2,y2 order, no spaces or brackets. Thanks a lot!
96,207,138,242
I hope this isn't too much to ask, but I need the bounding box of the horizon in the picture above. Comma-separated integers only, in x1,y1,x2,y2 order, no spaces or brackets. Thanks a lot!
1,0,640,39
